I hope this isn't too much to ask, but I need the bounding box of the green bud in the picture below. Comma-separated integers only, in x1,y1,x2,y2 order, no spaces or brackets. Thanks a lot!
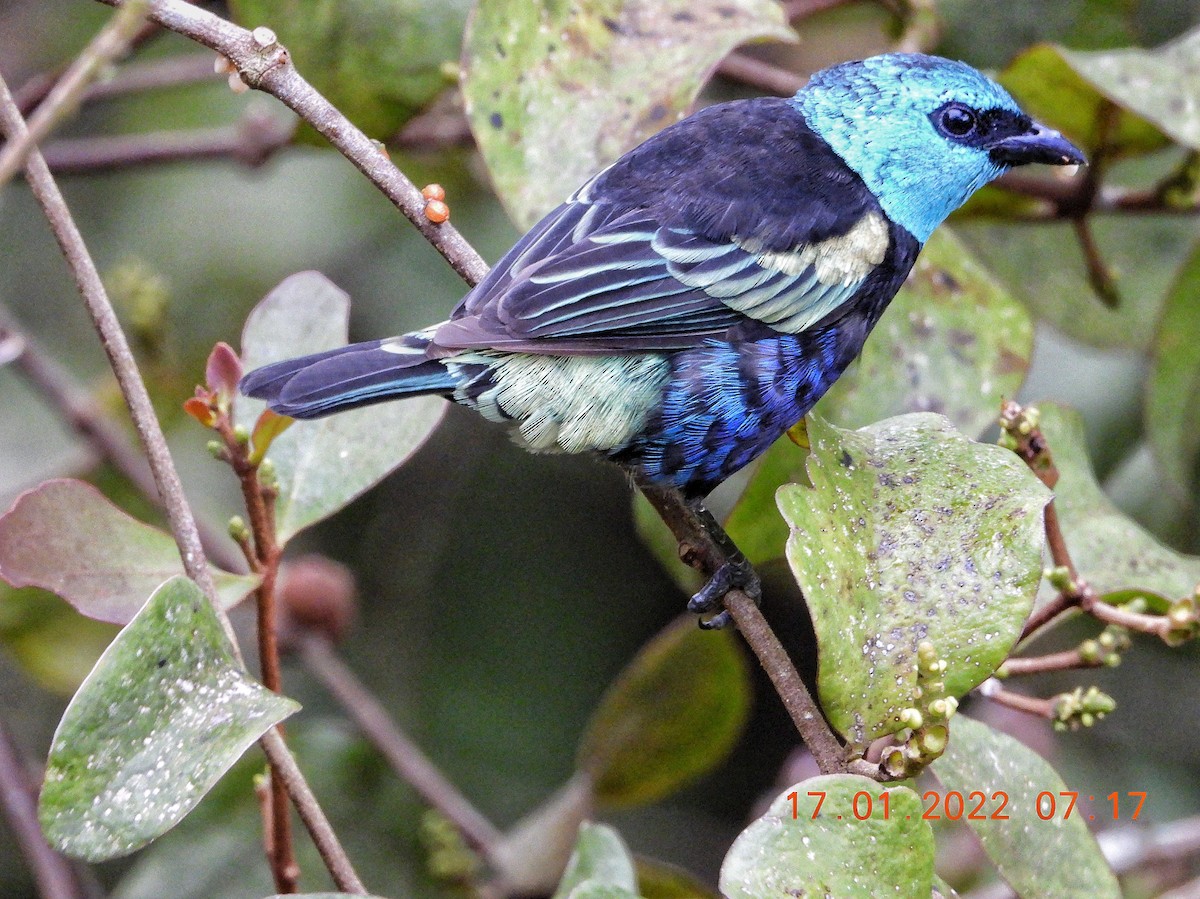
899,708,923,730
920,725,948,756
1079,639,1100,663
233,424,250,445
1080,712,1095,728
228,515,249,542
1104,652,1121,667
206,439,225,459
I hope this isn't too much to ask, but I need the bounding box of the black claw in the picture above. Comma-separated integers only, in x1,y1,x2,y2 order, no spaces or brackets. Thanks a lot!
688,556,762,622
698,610,733,630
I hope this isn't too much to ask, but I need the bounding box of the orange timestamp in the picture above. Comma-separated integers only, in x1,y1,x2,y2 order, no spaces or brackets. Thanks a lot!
788,789,1147,822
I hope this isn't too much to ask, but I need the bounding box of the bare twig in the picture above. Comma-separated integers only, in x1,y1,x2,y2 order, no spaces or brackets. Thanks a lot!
297,632,504,859
717,54,805,96
41,109,295,174
0,720,91,899
976,680,1057,719
0,66,365,896
0,0,149,188
998,648,1101,677
96,0,488,286
16,51,218,116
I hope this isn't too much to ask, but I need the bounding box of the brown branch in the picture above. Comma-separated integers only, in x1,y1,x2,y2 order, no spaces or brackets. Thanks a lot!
41,110,295,174
96,0,489,287
0,65,365,897
998,648,1101,677
976,680,1057,719
296,632,504,859
0,0,150,188
716,54,805,96
16,51,218,116
0,719,94,899
783,0,854,18
637,483,850,776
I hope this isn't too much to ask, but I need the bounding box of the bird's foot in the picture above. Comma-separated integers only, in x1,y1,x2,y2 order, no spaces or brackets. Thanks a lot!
688,555,761,630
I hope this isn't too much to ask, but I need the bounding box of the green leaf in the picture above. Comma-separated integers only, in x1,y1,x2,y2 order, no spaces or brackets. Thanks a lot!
719,775,933,898
228,0,469,140
1037,402,1200,606
635,857,721,899
820,228,1034,436
1146,241,1200,498
39,576,298,861
0,584,117,695
724,429,812,566
934,716,1120,899
236,272,446,543
778,414,1049,744
0,478,256,624
461,0,795,228
1059,27,1200,152
1001,44,1170,156
577,617,750,808
553,822,639,899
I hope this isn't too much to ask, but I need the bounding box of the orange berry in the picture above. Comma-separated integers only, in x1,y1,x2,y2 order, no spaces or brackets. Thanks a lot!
421,183,446,202
425,198,450,223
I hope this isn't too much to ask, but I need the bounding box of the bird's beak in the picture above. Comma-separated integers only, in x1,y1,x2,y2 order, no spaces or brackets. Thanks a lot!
989,122,1086,167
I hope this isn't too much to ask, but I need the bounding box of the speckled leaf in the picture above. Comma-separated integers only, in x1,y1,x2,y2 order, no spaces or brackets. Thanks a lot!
577,617,750,808
553,822,639,899
0,479,256,624
39,576,298,861
778,414,1049,744
236,272,446,543
1001,44,1170,156
461,0,795,228
934,716,1120,898
719,775,932,898
229,0,468,140
1036,402,1200,608
1146,242,1200,498
1059,27,1200,152
820,229,1033,435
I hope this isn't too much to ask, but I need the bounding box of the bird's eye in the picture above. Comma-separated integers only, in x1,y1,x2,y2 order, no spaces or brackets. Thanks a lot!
940,105,977,137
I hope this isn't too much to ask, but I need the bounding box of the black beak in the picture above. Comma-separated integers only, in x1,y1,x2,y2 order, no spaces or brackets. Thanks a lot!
989,122,1086,167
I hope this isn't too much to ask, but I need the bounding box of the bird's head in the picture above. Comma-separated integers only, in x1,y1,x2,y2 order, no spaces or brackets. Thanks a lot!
792,53,1085,243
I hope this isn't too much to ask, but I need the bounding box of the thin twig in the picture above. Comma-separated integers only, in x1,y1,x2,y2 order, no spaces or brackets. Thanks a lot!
96,0,489,287
0,0,150,189
716,53,805,96
297,632,504,859
783,0,853,18
41,110,295,174
0,67,366,897
976,681,1057,719
998,649,1101,676
0,720,90,899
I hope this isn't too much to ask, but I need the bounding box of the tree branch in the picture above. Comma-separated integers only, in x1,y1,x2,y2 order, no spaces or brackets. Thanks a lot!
0,0,150,189
0,64,366,896
296,632,504,859
96,0,489,287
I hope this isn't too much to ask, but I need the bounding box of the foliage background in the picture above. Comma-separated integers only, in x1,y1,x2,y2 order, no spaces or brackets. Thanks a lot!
2,1,1200,896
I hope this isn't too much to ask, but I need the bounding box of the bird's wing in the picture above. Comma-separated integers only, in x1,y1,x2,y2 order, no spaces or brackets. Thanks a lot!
433,98,893,354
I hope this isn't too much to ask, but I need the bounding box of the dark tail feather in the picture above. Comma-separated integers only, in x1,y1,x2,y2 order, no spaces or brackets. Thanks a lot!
239,339,460,419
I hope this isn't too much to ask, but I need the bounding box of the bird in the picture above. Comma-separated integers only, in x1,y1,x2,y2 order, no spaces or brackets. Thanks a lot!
241,53,1084,625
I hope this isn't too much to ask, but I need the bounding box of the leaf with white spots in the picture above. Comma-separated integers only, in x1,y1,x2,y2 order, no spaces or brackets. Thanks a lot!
934,715,1120,898
461,0,796,228
236,272,446,543
778,414,1049,744
719,775,933,898
39,576,298,861
0,479,256,625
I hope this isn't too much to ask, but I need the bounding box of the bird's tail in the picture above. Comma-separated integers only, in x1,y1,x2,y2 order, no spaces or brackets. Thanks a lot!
239,335,461,419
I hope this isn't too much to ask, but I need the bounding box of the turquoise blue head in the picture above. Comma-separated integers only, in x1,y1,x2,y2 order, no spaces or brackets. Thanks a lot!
793,53,1084,243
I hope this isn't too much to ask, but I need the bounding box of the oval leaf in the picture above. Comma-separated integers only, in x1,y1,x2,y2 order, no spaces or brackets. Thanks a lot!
719,775,933,898
229,0,469,140
820,228,1034,436
554,822,639,899
1146,241,1200,498
236,272,446,543
577,617,750,808
934,715,1120,898
0,479,256,624
462,0,795,227
39,576,299,861
778,414,1050,744
1036,402,1200,607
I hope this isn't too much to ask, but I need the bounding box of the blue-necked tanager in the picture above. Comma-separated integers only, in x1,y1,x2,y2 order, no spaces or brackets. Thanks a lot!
242,53,1083,622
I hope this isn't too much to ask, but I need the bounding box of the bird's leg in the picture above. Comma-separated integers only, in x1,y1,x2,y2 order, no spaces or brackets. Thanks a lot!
682,498,762,630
